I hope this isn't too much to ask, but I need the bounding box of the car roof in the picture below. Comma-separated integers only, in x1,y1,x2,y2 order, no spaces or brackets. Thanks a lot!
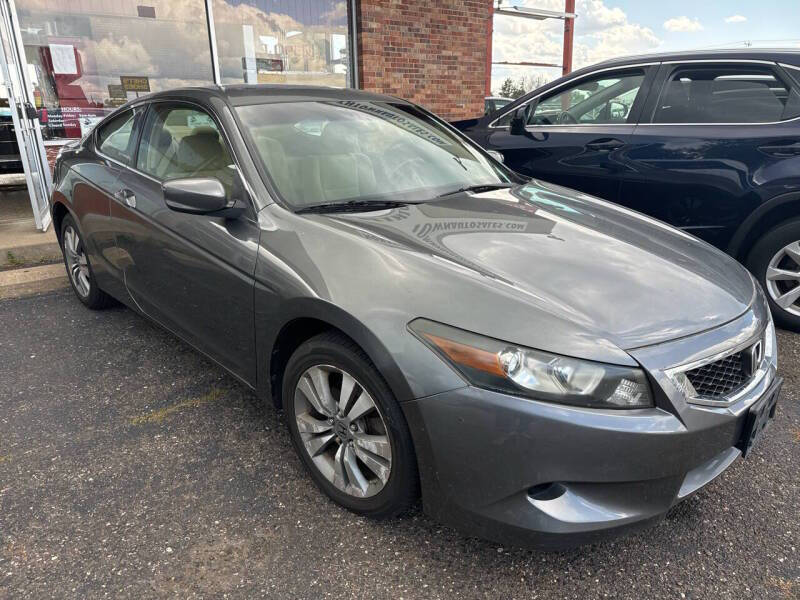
132,84,410,107
587,48,800,72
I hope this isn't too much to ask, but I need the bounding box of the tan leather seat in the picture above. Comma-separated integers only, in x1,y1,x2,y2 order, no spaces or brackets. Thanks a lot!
167,127,229,179
252,134,298,201
288,121,377,205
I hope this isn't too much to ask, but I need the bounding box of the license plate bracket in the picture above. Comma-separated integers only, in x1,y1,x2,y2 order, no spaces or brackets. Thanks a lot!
737,377,782,458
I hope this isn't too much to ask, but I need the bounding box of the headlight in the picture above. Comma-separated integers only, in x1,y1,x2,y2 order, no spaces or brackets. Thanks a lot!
409,319,653,409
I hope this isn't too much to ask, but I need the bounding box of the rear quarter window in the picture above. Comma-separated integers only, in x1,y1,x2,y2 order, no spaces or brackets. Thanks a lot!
96,109,137,164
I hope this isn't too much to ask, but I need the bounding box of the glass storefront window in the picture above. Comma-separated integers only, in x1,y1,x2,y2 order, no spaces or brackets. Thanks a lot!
16,1,213,140
212,0,351,88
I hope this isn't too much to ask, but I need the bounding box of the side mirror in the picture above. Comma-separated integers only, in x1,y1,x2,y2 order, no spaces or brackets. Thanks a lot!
509,106,527,136
163,177,236,216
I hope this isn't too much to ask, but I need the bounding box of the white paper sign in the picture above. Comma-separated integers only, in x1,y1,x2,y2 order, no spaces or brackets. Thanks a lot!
49,44,77,75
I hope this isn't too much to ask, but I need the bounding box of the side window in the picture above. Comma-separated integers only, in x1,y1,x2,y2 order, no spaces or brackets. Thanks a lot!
96,109,137,164
653,65,800,124
530,71,645,125
493,70,645,127
136,104,234,194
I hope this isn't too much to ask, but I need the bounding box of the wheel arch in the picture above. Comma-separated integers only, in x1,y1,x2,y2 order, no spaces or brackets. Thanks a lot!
262,298,414,410
727,191,800,261
51,199,72,243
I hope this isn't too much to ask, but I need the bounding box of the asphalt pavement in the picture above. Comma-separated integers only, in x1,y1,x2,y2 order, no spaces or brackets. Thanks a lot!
0,289,798,599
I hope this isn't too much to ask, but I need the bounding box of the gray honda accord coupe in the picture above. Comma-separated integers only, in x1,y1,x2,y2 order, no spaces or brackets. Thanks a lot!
51,85,781,549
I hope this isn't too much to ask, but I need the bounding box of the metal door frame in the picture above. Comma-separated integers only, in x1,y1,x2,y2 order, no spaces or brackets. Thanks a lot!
0,0,52,231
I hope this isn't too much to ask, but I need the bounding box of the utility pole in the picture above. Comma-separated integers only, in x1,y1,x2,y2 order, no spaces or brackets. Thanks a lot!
562,0,575,76
486,2,494,96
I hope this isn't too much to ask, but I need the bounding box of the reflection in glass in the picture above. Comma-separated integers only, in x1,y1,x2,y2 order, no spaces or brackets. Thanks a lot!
212,0,350,87
16,0,212,139
237,100,508,208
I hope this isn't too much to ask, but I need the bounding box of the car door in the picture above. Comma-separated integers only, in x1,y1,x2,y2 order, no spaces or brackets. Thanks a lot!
109,101,260,384
481,66,656,202
75,106,143,299
618,61,800,250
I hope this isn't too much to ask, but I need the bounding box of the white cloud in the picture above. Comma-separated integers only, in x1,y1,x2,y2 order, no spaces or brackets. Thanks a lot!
724,14,747,23
663,16,704,32
491,0,661,94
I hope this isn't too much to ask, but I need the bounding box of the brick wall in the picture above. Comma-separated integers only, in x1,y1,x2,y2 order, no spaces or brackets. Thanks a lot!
355,0,492,121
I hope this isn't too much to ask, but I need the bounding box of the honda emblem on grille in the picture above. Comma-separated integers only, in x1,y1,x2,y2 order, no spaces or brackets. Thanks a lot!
743,341,763,377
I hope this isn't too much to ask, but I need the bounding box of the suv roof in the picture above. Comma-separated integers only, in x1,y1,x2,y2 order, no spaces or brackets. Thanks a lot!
589,48,800,73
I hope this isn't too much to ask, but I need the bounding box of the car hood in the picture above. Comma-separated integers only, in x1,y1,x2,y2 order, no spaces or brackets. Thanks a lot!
325,181,755,350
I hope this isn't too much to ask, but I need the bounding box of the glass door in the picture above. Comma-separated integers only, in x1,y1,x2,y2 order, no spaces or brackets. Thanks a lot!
0,0,52,231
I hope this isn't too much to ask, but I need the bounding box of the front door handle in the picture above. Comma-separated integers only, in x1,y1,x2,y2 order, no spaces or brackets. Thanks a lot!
115,188,136,209
585,138,625,151
758,142,800,157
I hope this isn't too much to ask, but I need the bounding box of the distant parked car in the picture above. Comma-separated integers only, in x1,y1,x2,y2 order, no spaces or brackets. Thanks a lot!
484,96,512,115
456,50,800,330
0,101,22,173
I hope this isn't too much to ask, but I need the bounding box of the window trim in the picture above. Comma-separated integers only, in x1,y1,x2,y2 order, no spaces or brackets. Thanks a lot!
640,60,800,127
487,62,661,129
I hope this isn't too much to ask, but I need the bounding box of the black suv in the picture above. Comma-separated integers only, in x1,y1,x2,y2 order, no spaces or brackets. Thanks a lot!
455,50,800,330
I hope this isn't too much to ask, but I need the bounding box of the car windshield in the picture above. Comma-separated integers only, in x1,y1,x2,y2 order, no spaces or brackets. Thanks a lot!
236,100,510,209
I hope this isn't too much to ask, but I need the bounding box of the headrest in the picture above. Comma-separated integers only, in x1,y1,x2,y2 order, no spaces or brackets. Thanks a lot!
175,130,225,169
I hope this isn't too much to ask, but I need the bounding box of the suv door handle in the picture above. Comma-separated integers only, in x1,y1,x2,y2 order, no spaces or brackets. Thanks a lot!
758,142,800,157
585,138,625,151
114,188,136,209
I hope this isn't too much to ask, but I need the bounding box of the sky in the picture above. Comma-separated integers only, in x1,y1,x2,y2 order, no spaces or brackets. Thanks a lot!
491,0,800,95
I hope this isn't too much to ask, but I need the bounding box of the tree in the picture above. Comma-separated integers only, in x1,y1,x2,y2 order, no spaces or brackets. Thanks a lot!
497,77,526,99
496,74,554,99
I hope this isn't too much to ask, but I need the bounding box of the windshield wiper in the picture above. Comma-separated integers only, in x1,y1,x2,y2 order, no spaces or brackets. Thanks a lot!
435,183,515,198
296,200,409,214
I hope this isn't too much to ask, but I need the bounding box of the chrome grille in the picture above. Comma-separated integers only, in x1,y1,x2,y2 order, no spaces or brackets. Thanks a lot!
685,351,747,398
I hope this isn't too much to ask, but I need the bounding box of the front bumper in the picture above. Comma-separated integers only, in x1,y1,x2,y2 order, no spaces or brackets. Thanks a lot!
402,307,779,550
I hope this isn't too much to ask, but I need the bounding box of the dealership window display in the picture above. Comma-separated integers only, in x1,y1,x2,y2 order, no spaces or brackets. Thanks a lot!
15,0,214,139
13,0,353,141
211,0,350,87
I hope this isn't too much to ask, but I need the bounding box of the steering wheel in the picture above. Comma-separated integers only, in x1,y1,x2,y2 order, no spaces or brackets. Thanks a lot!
556,111,578,125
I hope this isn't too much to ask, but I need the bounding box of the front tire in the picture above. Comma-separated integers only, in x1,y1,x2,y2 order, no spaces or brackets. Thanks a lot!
747,219,800,331
283,331,418,519
60,214,114,310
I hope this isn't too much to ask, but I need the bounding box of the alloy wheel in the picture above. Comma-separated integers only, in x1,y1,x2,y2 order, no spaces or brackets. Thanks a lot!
293,364,392,498
765,240,800,317
63,225,91,298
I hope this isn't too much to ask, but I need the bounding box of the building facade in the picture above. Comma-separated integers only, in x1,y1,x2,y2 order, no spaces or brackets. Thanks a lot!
356,0,491,121
13,0,490,148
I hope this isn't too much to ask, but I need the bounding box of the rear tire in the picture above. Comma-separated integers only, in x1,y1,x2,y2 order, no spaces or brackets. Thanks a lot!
746,219,800,331
60,214,115,310
282,331,418,519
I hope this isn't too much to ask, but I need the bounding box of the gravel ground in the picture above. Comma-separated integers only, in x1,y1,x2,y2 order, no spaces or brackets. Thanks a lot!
0,289,798,599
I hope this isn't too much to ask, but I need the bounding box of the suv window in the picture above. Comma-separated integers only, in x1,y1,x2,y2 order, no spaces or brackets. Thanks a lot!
96,109,137,164
136,104,234,193
653,65,800,124
495,70,645,126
